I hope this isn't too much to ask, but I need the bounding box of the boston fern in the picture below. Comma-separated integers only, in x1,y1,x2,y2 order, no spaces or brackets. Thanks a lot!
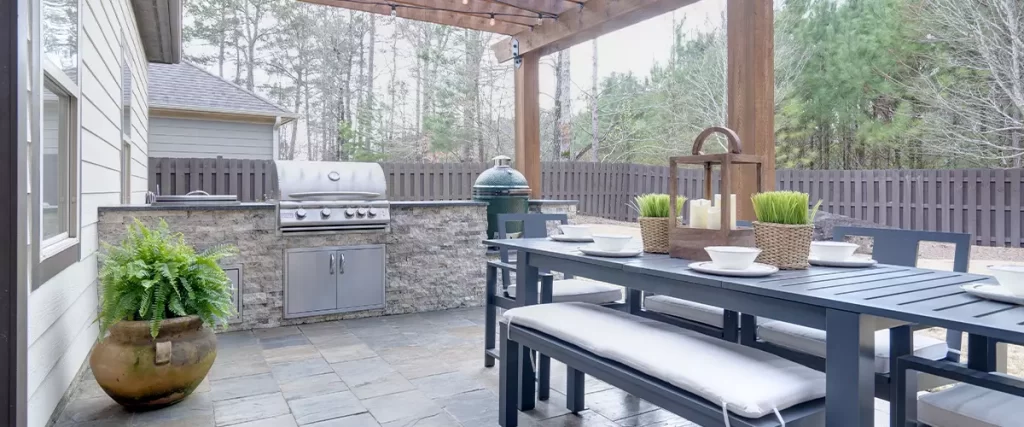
99,219,237,338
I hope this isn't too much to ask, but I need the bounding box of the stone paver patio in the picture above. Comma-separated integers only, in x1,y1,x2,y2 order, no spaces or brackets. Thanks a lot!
55,307,892,427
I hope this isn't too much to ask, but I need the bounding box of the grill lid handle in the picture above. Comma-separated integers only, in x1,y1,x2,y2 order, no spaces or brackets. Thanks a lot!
288,191,383,199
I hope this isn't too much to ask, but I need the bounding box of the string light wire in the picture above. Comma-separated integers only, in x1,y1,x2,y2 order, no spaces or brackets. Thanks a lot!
337,0,563,24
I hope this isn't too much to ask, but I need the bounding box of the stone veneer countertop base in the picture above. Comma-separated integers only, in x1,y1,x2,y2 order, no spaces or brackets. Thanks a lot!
97,200,577,331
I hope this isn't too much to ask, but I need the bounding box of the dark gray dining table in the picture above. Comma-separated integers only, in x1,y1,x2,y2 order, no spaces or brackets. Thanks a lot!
485,237,1024,427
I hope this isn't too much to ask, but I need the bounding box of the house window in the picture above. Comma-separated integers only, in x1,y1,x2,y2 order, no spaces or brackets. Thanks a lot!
35,0,81,288
121,142,131,203
122,44,131,139
41,80,72,245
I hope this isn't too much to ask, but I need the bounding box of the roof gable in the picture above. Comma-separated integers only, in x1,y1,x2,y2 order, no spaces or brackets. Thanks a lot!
148,62,295,118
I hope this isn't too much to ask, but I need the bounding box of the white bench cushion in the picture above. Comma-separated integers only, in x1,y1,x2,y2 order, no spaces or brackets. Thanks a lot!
506,279,622,305
503,302,825,418
757,320,949,373
644,295,727,327
643,296,769,328
919,383,1021,427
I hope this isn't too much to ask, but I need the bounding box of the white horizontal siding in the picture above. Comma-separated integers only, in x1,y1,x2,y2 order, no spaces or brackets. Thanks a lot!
149,117,275,160
28,0,150,424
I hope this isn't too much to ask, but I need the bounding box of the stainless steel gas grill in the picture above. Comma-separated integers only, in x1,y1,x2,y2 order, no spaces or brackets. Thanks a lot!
274,161,391,233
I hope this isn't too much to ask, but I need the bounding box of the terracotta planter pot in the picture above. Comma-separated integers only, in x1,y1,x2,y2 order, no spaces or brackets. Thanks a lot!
90,315,216,410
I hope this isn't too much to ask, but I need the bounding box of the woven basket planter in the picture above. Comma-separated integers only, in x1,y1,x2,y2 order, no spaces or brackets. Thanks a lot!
753,222,813,270
638,217,671,254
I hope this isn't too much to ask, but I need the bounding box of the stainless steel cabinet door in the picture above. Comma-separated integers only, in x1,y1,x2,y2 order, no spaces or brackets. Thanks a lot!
285,249,338,316
336,246,385,312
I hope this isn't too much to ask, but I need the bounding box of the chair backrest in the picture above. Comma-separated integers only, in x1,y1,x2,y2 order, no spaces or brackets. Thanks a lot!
496,213,569,262
832,227,972,272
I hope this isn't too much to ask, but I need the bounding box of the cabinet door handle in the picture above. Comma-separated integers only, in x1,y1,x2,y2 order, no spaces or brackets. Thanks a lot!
329,253,336,275
339,254,346,274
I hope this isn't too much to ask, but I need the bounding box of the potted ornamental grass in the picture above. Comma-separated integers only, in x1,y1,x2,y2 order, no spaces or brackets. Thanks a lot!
629,193,686,253
751,191,822,269
90,219,236,410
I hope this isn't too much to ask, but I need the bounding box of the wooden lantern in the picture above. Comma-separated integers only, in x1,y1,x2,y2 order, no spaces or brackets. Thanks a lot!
667,127,766,260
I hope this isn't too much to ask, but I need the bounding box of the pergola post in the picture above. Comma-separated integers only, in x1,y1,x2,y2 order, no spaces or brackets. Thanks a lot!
514,51,542,198
727,0,775,220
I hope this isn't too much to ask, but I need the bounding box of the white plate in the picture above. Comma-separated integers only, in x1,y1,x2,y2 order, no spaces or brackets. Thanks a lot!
962,283,1024,305
550,235,594,243
688,262,779,277
808,256,877,268
578,247,643,258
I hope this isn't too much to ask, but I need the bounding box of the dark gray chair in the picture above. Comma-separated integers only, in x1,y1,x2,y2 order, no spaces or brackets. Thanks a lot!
637,220,753,341
742,227,970,403
483,213,624,399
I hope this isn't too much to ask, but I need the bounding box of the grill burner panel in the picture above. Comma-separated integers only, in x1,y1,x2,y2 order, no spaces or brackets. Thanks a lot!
275,161,391,232
278,200,390,232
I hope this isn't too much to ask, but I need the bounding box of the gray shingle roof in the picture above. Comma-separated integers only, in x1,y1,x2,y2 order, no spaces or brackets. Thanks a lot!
148,62,294,118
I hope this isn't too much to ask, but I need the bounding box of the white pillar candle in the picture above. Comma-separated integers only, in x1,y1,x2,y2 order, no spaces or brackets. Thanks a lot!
707,206,722,230
688,199,710,228
714,194,738,230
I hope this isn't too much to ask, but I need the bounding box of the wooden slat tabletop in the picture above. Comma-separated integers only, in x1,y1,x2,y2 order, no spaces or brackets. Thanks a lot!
485,238,1024,344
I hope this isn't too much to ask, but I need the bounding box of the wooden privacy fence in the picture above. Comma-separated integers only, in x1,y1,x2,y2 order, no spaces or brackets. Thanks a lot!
149,157,1024,247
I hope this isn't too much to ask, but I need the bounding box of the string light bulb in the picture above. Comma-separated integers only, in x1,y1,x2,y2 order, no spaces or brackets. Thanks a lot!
489,14,495,26
462,0,468,4
390,5,397,16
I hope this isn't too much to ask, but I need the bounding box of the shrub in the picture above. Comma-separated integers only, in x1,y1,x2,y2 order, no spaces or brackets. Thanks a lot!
99,219,237,338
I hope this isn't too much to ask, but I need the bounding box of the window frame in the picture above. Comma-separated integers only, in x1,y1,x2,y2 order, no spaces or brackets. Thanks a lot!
31,0,81,290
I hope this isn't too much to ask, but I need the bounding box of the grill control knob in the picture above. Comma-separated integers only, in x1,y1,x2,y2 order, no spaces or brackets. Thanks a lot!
321,208,332,218
295,209,307,219
367,209,377,217
344,208,356,218
357,208,368,217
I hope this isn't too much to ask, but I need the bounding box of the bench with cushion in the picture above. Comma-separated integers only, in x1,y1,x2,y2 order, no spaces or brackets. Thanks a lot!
894,354,1024,427
485,213,624,401
499,302,827,427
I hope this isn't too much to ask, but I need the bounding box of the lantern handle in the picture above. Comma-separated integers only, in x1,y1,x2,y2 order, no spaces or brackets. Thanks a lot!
691,127,743,155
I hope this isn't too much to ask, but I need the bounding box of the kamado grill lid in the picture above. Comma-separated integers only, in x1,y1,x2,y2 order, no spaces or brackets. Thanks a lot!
473,156,530,196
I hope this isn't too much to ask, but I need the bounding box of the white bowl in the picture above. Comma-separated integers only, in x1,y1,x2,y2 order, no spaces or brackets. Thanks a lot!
810,241,859,262
592,234,631,252
705,246,761,270
989,265,1024,297
559,225,592,239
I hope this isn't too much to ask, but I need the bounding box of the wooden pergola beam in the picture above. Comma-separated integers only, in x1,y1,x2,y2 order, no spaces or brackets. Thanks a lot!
515,53,543,198
727,0,774,220
492,0,698,62
302,0,529,35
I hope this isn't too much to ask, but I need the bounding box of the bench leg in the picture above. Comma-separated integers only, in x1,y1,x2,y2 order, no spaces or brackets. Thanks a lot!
722,310,739,342
967,334,997,372
485,265,498,368
566,366,585,414
538,353,550,401
890,326,916,427
519,345,536,411
499,323,519,427
739,313,758,346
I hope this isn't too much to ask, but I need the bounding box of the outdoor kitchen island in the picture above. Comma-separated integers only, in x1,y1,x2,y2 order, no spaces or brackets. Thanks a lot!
96,199,577,331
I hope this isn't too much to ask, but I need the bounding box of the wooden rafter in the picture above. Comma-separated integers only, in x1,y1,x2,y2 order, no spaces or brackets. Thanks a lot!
301,0,529,34
492,0,697,62
389,0,547,27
